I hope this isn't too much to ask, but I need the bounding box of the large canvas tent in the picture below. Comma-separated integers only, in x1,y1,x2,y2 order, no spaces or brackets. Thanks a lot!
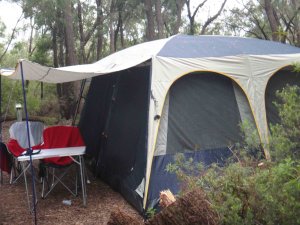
6,35,300,213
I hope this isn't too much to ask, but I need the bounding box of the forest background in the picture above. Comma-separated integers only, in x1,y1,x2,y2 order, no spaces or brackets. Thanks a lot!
0,0,299,122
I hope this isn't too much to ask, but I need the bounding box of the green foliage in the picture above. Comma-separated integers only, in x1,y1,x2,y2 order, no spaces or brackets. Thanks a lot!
0,19,5,38
168,156,300,225
1,77,59,123
270,85,300,161
166,153,205,193
29,35,52,66
145,207,157,218
237,119,262,160
1,41,29,67
167,84,300,224
292,62,300,73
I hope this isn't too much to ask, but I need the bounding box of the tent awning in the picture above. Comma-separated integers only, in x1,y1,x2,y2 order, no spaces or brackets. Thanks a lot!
5,37,170,83
0,68,14,76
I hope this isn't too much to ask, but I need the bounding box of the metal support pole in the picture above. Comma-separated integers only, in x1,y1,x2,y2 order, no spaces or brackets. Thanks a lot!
20,62,37,225
72,79,86,126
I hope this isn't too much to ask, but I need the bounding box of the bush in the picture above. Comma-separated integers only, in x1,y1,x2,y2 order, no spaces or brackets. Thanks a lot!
270,85,300,161
167,84,300,225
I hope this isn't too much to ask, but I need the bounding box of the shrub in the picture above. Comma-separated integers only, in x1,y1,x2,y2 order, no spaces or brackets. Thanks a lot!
270,85,300,161
167,84,300,225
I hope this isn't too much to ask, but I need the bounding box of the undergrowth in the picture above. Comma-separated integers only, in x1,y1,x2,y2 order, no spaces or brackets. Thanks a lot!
167,85,300,225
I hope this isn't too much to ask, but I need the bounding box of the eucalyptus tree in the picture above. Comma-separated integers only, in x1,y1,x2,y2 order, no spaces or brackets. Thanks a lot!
225,0,300,46
153,0,185,36
184,0,227,35
15,0,80,119
267,0,300,46
143,0,186,39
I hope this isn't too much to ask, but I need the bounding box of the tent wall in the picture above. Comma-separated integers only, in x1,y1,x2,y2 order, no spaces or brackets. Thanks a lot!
265,68,300,126
147,72,255,209
79,66,151,212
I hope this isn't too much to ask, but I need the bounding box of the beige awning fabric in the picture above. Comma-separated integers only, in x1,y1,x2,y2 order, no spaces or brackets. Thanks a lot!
6,37,171,83
0,68,14,76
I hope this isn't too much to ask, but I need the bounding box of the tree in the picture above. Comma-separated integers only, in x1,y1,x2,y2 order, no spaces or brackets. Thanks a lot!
226,0,300,46
144,0,155,41
263,0,280,41
185,0,227,35
0,14,23,65
155,0,164,39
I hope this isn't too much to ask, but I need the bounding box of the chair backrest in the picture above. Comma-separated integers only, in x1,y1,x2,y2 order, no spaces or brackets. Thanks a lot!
42,126,84,148
41,126,84,166
9,121,44,149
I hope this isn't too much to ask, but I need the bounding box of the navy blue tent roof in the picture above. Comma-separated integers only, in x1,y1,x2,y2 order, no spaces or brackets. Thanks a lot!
158,35,300,58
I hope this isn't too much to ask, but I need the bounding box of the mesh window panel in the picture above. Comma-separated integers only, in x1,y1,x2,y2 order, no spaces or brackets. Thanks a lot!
166,72,243,153
265,69,300,127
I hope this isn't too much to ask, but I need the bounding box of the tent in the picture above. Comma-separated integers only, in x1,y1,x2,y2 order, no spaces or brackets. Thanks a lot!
7,34,300,213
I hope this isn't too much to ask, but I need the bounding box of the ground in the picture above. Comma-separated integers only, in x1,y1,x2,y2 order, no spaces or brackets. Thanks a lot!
0,121,143,225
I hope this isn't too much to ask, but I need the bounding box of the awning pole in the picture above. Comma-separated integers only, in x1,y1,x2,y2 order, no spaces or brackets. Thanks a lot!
20,61,37,225
72,79,86,126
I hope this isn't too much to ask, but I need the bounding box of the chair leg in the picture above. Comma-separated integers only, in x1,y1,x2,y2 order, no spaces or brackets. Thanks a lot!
41,168,51,199
9,158,16,184
42,165,77,199
51,168,55,187
41,171,46,199
75,169,78,196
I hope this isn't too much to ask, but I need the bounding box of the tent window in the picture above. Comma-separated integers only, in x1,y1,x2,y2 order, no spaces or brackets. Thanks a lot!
265,69,300,127
165,72,245,154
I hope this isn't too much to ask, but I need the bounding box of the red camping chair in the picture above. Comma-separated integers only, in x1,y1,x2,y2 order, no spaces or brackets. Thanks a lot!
39,126,85,198
0,142,12,184
6,121,44,184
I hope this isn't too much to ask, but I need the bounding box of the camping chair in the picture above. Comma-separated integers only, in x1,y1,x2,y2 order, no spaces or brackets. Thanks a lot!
0,142,12,184
6,121,44,184
39,126,85,199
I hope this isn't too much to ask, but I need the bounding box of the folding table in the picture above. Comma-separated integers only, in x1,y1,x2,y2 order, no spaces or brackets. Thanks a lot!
17,146,87,211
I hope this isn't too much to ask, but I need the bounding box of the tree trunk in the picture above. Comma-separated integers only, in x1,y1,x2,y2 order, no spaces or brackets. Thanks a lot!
58,0,80,120
64,0,78,66
96,0,104,60
58,12,65,68
28,17,34,56
185,0,208,35
173,0,184,35
200,0,227,35
291,0,300,46
145,0,155,41
109,0,116,53
114,10,122,51
77,0,86,64
52,25,58,68
155,0,164,39
263,0,280,41
56,9,65,112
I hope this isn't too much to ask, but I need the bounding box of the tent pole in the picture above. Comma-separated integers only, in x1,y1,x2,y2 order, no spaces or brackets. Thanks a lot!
20,62,37,225
72,79,86,126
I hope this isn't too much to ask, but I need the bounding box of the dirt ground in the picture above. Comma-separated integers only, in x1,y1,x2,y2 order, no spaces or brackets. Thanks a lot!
0,121,143,225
